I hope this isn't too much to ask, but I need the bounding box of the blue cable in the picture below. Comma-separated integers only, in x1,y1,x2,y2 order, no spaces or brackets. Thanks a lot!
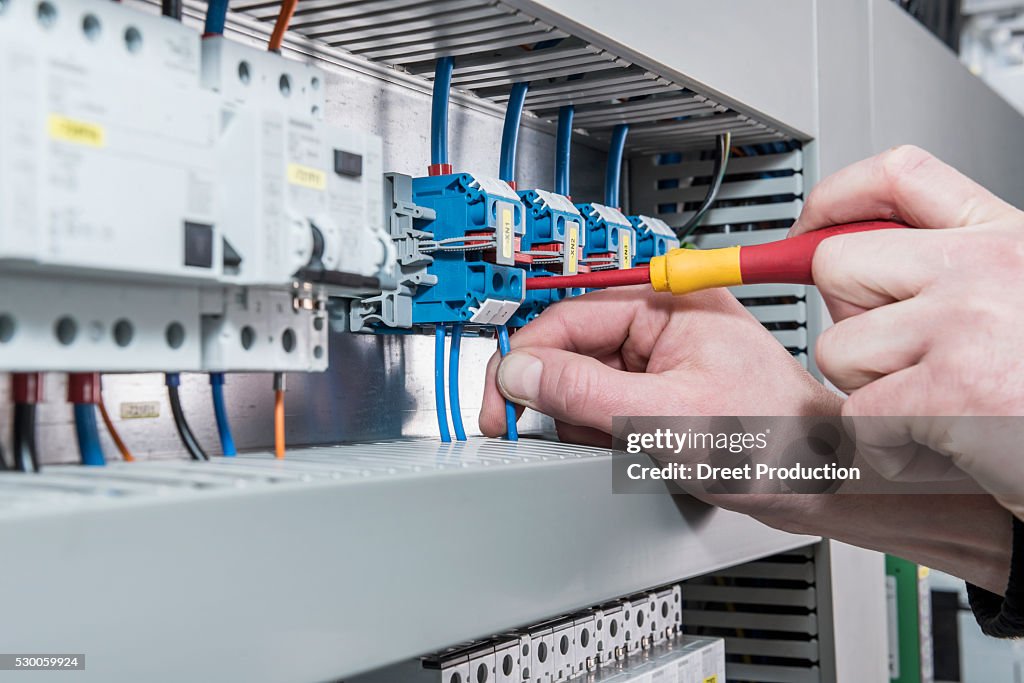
73,404,106,467
500,82,530,184
434,324,451,443
204,0,229,35
555,105,575,196
430,56,455,168
605,123,629,207
495,325,519,442
448,323,467,441
209,373,237,456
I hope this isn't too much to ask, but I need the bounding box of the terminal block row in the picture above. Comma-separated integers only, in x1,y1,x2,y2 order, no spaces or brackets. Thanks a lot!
419,585,684,683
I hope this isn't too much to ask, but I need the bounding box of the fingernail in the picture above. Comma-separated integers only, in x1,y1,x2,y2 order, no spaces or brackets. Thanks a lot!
497,351,543,404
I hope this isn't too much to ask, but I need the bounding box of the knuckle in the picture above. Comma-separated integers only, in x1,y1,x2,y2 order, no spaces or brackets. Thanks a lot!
814,327,839,375
815,326,856,393
952,288,1004,330
878,146,935,218
811,237,848,289
802,178,829,210
976,232,1024,272
878,145,934,182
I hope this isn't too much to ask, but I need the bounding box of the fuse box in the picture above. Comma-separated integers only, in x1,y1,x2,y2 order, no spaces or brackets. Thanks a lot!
0,0,222,283
576,203,636,271
201,37,395,293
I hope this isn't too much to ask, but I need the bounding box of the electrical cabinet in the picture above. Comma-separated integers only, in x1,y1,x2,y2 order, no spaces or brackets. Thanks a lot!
2,1,1023,682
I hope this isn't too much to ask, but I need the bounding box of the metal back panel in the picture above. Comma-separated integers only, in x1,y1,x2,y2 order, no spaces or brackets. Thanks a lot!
683,546,822,683
629,145,816,369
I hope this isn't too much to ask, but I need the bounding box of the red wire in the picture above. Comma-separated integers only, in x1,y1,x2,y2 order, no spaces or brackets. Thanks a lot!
525,266,651,291
268,0,298,52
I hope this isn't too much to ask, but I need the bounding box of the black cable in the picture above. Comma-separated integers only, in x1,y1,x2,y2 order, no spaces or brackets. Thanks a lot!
677,132,732,242
12,404,39,472
161,0,183,21
166,375,209,461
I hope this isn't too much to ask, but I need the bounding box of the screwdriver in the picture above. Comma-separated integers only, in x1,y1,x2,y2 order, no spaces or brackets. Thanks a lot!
524,221,902,295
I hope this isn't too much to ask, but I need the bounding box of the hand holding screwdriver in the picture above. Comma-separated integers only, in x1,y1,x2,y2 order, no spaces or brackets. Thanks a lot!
525,221,904,295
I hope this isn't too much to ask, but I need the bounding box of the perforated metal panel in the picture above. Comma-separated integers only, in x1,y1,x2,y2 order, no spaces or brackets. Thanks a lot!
682,547,823,683
629,144,813,367
228,0,797,152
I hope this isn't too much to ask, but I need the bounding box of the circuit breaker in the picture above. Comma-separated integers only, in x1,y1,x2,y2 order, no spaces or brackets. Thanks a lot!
200,36,395,294
0,0,222,282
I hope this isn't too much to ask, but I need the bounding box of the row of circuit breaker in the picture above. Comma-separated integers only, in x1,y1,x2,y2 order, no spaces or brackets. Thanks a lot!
417,586,696,683
0,0,392,373
352,584,727,683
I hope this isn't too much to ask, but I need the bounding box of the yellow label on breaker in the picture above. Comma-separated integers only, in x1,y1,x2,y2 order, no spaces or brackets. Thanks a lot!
619,229,632,269
566,222,580,275
48,115,105,148
287,163,327,191
703,676,718,683
500,207,514,261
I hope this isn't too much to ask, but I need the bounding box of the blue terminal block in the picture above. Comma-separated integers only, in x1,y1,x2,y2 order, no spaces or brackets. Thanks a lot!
576,203,636,271
628,214,681,265
508,189,585,327
409,173,526,326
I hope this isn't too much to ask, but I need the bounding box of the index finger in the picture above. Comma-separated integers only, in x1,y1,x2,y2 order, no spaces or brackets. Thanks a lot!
791,145,1014,236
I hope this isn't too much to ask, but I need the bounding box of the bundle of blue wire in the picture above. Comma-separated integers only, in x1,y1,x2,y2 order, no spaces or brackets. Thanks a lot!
605,124,629,208
209,372,237,456
428,56,462,444
73,404,105,467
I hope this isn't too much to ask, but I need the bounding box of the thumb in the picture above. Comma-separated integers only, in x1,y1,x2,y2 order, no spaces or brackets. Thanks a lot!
496,348,669,434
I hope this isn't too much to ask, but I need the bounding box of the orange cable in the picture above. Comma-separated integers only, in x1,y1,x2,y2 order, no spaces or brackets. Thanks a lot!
267,0,298,52
98,393,135,462
273,389,285,459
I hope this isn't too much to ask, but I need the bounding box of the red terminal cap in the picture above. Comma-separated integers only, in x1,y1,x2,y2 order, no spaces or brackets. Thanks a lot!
12,372,43,404
68,372,101,405
428,163,453,177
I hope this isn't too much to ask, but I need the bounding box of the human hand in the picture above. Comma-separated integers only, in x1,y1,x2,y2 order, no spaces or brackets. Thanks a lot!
478,285,839,446
792,145,1024,515
477,282,1012,596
